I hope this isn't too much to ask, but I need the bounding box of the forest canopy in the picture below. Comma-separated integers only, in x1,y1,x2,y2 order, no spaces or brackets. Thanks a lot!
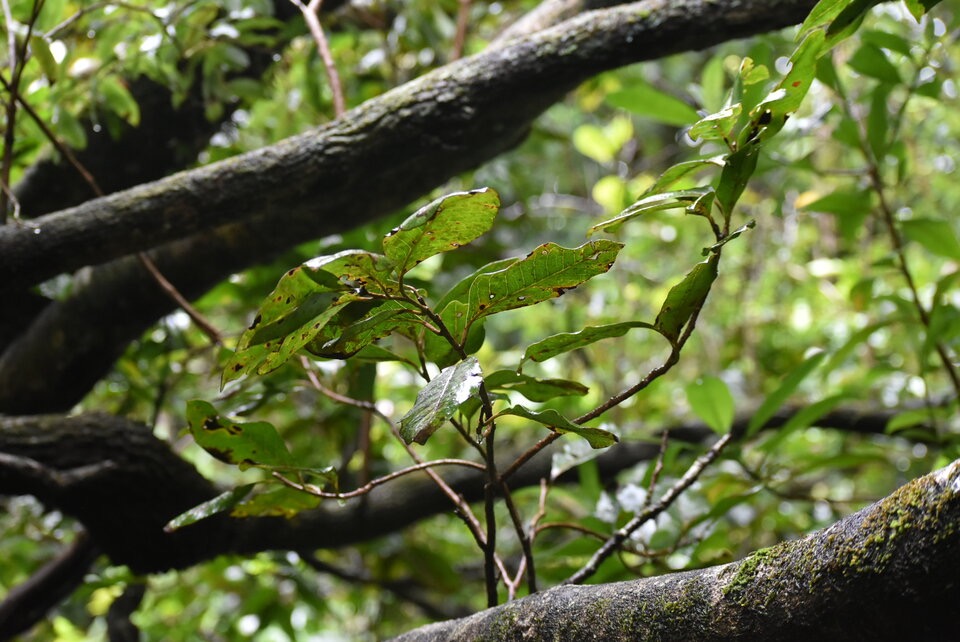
1,0,959,640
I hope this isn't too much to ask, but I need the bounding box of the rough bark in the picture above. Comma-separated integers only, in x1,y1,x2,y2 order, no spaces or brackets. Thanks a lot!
0,0,816,292
0,0,816,414
391,459,960,642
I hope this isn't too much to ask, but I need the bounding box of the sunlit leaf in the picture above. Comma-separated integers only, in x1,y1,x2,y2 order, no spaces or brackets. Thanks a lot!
399,358,483,444
686,376,735,434
748,30,826,142
520,321,659,366
654,254,719,343
465,241,622,325
501,405,617,448
99,76,141,126
186,400,294,469
903,0,943,19
382,188,500,275
30,36,59,82
689,104,742,143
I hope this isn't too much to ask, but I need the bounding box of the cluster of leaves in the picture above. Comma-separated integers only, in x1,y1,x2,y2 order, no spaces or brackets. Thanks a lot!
167,0,901,595
3,0,959,639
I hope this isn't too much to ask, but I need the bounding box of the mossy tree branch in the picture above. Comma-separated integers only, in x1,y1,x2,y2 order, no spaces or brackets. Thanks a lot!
391,459,960,641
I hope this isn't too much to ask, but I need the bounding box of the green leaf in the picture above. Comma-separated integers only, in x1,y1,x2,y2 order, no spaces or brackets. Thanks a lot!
607,81,700,127
747,351,827,436
484,370,588,402
230,484,322,518
309,249,398,295
641,157,726,196
572,117,633,164
901,219,960,261
826,0,878,42
654,253,719,344
686,376,735,434
715,146,759,219
164,484,257,532
309,302,419,359
29,35,59,82
848,43,901,85
699,54,727,113
747,30,826,143
501,405,617,448
54,107,87,149
589,189,715,235
186,400,294,469
904,0,943,20
224,292,362,384
399,358,483,444
99,76,141,126
465,240,623,327
689,104,742,143
886,407,934,434
224,249,406,385
382,188,500,275
757,394,851,453
520,321,659,366
798,188,874,243
799,0,851,38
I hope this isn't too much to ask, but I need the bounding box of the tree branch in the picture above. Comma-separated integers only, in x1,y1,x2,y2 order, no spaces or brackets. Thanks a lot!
0,0,815,293
0,403,922,574
0,533,100,640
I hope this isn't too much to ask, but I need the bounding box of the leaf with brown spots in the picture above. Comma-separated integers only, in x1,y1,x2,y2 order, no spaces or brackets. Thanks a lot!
383,188,500,276
186,400,294,470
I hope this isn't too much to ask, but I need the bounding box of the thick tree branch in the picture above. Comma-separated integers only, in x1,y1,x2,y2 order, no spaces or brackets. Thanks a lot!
0,404,920,574
389,459,960,641
0,0,815,293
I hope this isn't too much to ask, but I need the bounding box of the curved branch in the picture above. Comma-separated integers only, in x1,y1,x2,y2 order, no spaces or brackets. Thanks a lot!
0,404,917,574
0,534,100,640
0,0,814,293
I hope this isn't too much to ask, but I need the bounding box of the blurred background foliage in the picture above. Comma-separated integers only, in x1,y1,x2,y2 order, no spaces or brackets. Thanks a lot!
2,0,959,639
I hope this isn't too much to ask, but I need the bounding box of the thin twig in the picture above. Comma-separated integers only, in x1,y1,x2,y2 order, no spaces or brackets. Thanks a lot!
451,0,472,60
0,0,42,223
643,428,671,509
273,457,485,499
564,432,733,585
833,55,960,398
291,0,346,117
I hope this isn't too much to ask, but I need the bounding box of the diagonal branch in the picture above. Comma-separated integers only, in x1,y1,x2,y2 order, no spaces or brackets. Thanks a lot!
0,0,816,294
0,0,818,414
